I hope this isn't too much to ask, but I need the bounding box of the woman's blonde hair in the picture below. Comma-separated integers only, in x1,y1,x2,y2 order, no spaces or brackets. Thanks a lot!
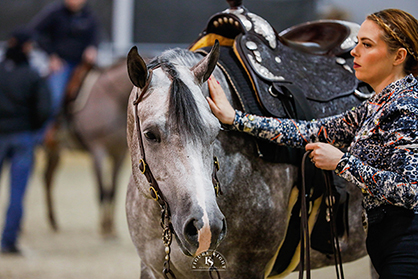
368,9,418,76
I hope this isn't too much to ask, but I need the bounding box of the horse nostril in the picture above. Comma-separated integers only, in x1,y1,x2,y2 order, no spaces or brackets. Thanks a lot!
184,219,198,246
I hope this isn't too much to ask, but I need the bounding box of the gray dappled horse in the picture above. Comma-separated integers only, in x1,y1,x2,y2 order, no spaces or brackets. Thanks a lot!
125,40,369,278
44,60,132,237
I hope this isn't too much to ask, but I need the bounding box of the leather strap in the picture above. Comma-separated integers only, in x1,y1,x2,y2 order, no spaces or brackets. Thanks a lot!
300,151,312,279
133,69,167,207
132,66,222,205
271,82,315,120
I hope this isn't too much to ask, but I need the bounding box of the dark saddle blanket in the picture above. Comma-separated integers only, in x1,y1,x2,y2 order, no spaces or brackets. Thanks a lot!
190,5,369,278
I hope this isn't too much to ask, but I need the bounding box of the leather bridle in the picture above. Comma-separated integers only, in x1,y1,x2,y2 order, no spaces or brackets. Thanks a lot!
132,66,222,279
133,68,167,207
133,68,175,279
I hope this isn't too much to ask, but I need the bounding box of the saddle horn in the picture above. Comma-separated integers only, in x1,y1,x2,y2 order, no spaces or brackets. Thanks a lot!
127,46,149,89
191,40,220,84
227,0,243,8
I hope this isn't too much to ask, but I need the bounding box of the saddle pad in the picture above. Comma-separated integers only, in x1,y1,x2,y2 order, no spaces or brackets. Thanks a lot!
266,168,348,278
265,186,323,278
200,46,264,116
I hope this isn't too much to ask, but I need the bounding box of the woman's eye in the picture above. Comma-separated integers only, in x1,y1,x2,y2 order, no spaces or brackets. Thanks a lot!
363,43,371,48
144,131,158,142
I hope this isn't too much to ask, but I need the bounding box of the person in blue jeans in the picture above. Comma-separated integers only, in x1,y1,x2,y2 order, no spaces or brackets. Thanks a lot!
29,0,99,140
0,28,52,254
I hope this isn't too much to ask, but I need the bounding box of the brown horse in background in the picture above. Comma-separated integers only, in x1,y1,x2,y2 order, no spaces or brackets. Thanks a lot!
43,59,132,237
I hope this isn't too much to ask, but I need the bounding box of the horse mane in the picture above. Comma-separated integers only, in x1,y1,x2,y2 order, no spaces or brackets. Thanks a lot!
148,49,207,143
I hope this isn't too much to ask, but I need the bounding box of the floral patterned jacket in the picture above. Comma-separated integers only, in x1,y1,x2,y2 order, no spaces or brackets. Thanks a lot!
232,74,418,213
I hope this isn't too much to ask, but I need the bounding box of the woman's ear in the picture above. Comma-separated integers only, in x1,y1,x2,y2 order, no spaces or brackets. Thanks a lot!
393,47,408,66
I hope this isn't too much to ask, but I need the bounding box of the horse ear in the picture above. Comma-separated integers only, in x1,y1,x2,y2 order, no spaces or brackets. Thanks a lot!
191,40,220,84
127,46,148,89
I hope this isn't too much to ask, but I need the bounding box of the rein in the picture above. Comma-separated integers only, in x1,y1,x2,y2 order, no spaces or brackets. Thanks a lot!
132,66,222,279
300,151,344,279
299,151,311,279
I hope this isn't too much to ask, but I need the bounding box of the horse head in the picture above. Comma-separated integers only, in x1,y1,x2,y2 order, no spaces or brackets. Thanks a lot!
126,41,227,257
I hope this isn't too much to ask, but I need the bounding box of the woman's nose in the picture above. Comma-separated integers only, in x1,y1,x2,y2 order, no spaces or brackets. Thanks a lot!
350,44,359,57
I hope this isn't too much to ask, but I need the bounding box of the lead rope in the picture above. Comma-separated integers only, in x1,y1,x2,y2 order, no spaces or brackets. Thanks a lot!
299,151,311,279
209,265,221,279
323,172,344,279
300,151,345,279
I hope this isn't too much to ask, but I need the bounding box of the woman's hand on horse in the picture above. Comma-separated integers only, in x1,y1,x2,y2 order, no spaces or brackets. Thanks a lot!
305,142,344,170
207,76,235,125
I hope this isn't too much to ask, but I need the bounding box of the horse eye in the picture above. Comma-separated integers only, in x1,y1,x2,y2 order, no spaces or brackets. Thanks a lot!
144,131,159,142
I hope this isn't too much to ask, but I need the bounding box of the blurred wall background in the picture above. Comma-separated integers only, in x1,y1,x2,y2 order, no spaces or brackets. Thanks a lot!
1,0,417,64
0,0,316,62
0,0,317,43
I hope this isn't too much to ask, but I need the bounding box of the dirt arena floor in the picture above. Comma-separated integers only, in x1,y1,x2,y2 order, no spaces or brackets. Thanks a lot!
0,149,372,279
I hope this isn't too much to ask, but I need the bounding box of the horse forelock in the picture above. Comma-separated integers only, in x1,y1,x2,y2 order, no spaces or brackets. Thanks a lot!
148,49,209,143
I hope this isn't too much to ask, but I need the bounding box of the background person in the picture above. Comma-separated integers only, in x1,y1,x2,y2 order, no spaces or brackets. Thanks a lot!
207,8,418,278
29,0,99,121
0,28,52,254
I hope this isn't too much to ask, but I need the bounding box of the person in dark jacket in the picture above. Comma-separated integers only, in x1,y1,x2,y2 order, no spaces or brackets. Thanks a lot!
29,0,99,119
0,28,52,254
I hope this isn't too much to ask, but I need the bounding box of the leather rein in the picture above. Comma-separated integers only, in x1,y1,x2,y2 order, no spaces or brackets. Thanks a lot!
299,151,344,279
132,66,222,279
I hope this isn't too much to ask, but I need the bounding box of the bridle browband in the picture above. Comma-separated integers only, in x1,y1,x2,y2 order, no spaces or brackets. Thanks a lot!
132,65,222,279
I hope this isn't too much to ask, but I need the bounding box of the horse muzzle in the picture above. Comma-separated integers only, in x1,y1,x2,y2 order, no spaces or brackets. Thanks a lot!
178,210,227,257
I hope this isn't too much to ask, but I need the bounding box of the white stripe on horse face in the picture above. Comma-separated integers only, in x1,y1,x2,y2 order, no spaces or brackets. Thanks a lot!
189,152,212,256
196,211,211,256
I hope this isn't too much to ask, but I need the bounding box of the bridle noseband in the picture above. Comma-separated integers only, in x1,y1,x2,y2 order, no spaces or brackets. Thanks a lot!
132,66,222,279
